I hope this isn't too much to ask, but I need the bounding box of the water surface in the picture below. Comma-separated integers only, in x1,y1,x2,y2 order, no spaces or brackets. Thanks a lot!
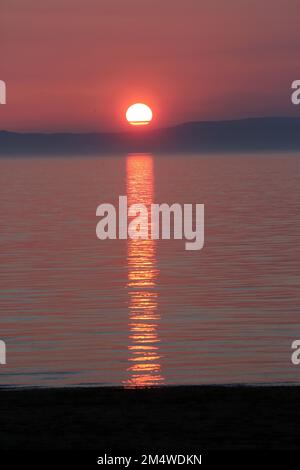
0,152,300,387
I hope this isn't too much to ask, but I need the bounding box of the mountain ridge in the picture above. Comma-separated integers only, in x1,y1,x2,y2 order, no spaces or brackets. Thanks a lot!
1,116,300,155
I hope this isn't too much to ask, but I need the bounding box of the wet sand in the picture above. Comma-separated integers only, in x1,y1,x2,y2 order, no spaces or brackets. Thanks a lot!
0,385,300,450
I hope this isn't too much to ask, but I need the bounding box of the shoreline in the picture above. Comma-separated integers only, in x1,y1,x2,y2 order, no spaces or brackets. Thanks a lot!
1,380,300,390
1,384,300,450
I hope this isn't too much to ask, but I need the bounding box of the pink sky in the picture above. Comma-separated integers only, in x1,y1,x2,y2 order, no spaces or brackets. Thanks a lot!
1,0,300,131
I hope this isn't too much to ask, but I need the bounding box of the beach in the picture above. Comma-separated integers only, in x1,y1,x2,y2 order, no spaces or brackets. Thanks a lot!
1,385,300,450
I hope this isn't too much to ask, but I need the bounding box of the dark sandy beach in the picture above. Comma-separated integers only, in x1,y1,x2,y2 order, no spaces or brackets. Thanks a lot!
1,385,300,451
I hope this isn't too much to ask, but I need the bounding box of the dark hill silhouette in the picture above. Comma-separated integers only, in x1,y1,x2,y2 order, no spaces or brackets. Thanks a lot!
1,117,300,155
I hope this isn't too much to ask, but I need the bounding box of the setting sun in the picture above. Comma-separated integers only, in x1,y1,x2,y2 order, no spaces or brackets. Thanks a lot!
126,103,153,126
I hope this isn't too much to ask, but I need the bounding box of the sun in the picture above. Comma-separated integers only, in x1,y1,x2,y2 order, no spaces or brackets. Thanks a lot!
126,103,153,126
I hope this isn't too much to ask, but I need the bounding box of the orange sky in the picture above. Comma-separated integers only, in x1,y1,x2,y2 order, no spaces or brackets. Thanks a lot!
1,0,300,132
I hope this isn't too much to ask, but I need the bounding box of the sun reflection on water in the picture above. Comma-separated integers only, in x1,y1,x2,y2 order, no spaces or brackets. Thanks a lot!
124,154,164,387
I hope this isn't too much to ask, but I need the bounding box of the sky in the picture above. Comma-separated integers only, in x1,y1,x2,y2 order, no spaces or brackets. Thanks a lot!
1,0,300,132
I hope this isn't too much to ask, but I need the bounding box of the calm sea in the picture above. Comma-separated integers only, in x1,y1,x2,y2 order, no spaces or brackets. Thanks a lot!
0,152,300,387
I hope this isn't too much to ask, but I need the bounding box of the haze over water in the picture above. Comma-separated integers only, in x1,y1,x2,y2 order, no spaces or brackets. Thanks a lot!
0,152,300,388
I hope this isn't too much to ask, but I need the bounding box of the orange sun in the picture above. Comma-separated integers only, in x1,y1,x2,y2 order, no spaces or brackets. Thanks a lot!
126,103,153,126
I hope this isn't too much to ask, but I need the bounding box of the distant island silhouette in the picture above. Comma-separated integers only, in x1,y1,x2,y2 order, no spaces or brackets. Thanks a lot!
1,117,300,155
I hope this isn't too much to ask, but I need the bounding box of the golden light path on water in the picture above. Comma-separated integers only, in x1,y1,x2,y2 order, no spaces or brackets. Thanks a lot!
124,154,164,387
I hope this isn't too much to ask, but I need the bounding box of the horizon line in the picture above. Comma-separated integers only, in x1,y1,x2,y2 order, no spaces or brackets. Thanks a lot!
1,115,300,136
